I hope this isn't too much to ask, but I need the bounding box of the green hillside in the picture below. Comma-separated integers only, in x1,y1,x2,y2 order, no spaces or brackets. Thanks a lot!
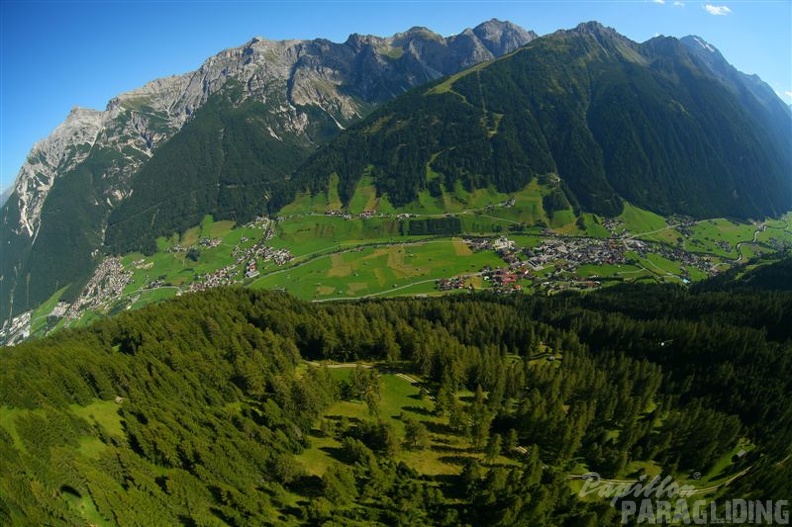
2,285,792,524
284,23,791,222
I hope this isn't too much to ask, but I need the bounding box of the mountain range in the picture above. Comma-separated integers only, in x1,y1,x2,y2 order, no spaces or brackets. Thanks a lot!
1,20,790,323
286,23,791,221
0,20,534,319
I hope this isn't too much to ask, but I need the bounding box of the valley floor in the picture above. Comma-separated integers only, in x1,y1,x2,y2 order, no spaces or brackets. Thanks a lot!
3,186,791,345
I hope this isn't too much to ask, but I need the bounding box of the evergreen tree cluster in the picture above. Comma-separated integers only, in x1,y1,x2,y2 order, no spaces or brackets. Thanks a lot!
0,280,791,524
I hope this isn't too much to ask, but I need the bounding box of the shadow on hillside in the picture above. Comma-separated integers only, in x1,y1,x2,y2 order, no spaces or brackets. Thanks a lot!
430,442,472,454
290,475,324,498
401,405,433,417
319,445,346,462
437,454,474,467
424,421,455,436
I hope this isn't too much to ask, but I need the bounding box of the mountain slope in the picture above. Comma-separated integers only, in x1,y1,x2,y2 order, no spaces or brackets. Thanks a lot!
286,22,792,220
0,20,535,320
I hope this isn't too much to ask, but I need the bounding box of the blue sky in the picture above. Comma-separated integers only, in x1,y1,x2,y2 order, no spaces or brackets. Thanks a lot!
1,0,790,192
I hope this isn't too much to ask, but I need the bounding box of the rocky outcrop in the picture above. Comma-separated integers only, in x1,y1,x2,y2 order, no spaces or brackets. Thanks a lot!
12,107,103,239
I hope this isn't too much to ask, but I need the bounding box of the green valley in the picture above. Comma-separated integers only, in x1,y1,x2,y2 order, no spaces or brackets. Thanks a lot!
5,173,789,345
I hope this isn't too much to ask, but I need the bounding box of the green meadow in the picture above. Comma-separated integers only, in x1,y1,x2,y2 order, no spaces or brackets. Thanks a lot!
251,239,503,300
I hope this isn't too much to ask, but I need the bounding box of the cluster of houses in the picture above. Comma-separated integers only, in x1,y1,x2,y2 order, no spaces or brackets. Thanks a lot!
482,267,527,293
524,238,628,269
602,218,626,236
2,256,136,345
188,240,294,292
146,278,166,289
450,232,722,296
0,311,32,346
436,276,466,291
325,209,353,220
232,240,293,268
187,270,228,292
244,216,274,234
198,237,222,248
188,264,240,292
464,236,515,253
245,260,259,279
484,197,516,211
325,208,387,220
65,258,133,320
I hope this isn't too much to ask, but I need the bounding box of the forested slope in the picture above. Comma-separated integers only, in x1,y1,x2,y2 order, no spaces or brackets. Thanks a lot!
1,282,791,525
284,23,792,220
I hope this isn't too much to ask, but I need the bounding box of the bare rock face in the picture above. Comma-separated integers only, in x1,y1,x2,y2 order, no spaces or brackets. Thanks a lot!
472,19,538,56
12,107,103,238
0,19,535,321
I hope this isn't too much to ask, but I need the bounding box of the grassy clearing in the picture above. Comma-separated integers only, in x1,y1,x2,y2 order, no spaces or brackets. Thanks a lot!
271,216,404,257
62,490,113,527
298,368,490,477
129,288,179,310
347,174,379,214
684,219,758,258
696,438,754,486
72,399,125,438
426,61,489,96
0,406,38,451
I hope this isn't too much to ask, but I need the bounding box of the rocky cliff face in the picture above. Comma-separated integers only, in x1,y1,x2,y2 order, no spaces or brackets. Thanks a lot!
12,108,103,239
0,19,535,320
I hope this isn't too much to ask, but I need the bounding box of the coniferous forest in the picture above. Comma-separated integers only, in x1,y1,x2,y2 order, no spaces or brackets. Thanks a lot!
1,274,791,525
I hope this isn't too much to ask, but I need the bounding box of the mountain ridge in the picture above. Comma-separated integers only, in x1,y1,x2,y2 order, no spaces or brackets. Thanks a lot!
0,19,536,320
283,21,791,221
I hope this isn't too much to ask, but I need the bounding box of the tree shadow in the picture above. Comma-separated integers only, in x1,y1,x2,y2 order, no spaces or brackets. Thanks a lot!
430,443,472,454
319,445,346,462
401,405,433,417
325,415,363,425
424,421,456,436
289,475,324,498
438,454,475,467
429,474,467,500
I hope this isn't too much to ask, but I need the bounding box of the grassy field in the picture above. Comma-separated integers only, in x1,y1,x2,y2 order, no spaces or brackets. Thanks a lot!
251,239,502,301
121,216,267,294
71,399,125,438
684,219,758,258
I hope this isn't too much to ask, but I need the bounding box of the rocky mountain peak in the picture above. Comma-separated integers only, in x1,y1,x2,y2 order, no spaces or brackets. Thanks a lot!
682,35,718,54
472,18,538,55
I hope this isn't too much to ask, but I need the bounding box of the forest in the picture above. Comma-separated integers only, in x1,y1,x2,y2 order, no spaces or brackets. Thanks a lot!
1,271,791,525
